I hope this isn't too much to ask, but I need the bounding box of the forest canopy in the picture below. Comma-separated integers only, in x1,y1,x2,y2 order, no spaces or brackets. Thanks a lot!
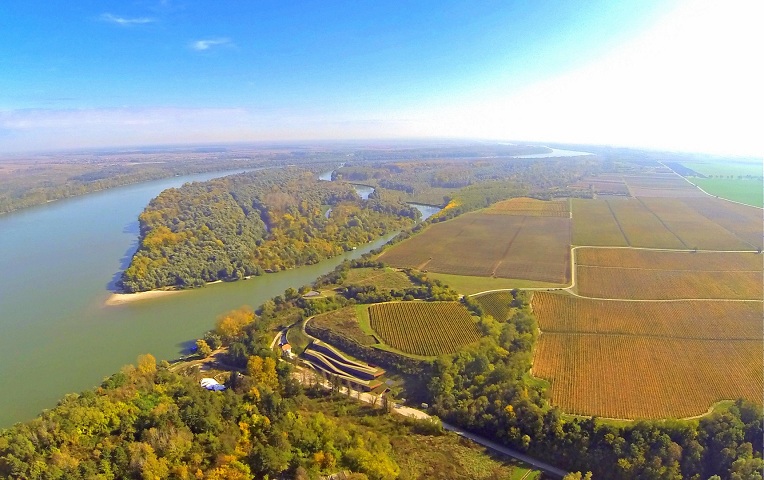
121,168,418,292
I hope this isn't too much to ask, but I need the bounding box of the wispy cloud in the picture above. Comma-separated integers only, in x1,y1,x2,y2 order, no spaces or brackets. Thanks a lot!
191,38,232,51
100,13,156,26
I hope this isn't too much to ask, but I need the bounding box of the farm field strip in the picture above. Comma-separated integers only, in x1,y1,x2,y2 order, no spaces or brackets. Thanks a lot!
575,265,762,300
368,301,481,356
605,198,686,248
532,292,763,340
570,199,629,246
533,333,763,419
575,247,763,270
485,197,570,217
680,197,764,249
379,212,571,283
637,197,755,250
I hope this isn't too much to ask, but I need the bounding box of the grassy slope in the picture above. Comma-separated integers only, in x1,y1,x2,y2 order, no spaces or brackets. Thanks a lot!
429,272,564,295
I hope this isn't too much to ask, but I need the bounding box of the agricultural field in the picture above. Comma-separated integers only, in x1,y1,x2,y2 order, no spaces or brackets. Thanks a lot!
576,247,763,270
574,249,763,300
531,291,764,418
474,291,516,322
532,292,762,339
569,174,630,196
572,197,760,249
575,266,762,300
675,160,763,207
605,198,686,248
344,267,415,290
533,334,763,419
681,197,764,248
638,197,755,250
484,197,569,216
368,301,481,356
570,199,629,246
311,306,378,346
621,173,705,197
379,212,570,283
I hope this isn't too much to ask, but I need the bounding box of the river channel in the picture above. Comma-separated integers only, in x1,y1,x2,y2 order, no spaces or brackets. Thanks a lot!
0,170,399,427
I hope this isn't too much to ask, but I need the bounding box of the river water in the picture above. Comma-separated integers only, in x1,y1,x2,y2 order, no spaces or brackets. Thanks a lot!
0,170,396,427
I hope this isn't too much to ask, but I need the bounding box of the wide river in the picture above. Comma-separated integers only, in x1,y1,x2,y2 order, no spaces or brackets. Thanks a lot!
0,170,399,427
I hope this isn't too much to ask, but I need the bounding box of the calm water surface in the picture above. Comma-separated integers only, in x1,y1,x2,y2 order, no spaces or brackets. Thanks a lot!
0,170,393,427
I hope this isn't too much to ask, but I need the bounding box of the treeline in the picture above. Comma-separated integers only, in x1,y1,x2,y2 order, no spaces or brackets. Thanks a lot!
427,291,763,479
334,156,601,208
0,155,314,215
121,168,418,292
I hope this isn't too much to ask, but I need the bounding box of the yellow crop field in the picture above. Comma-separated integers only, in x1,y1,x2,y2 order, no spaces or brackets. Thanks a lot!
575,266,762,300
531,292,764,418
605,198,686,248
638,197,754,250
532,292,762,340
571,199,629,247
368,301,482,356
378,212,570,283
485,197,569,217
575,248,763,271
533,334,763,419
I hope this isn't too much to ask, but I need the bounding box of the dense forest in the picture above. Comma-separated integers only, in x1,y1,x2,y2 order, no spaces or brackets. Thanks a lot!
120,168,418,292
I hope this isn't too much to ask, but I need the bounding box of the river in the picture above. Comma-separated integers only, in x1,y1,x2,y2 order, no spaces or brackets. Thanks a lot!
0,170,397,427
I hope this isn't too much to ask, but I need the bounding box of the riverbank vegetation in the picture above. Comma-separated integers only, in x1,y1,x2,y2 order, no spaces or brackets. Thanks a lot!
121,168,418,292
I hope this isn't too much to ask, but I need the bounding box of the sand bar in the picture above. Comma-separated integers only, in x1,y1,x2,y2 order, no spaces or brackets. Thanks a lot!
105,289,181,306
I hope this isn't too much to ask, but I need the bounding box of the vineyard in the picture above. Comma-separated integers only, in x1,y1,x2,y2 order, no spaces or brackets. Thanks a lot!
485,197,569,217
533,333,763,418
571,196,760,250
570,199,629,247
575,266,762,300
473,291,515,322
344,267,414,290
575,248,763,271
605,198,686,248
368,301,481,356
378,212,570,283
532,292,762,340
621,172,705,198
531,291,764,418
681,196,764,249
637,197,753,250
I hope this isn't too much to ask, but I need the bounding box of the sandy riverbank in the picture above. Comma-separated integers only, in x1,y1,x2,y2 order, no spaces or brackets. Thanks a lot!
105,289,182,306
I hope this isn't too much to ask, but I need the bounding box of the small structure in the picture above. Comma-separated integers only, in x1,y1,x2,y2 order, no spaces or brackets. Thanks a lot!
200,378,226,391
281,343,293,359
302,290,321,298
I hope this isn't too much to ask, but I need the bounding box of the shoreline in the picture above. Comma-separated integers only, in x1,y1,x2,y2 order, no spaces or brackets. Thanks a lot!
105,289,182,306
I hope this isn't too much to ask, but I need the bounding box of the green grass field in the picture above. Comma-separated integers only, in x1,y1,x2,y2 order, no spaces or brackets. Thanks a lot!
428,272,564,295
689,178,763,207
345,266,415,290
678,161,763,207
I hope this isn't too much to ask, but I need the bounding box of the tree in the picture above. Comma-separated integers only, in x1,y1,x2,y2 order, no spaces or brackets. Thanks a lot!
136,354,157,377
196,339,212,358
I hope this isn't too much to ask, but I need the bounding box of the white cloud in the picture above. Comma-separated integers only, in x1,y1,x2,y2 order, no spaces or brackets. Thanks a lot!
191,38,232,51
100,13,156,26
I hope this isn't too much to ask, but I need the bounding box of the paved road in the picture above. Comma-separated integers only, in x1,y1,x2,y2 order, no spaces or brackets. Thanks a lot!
441,421,568,478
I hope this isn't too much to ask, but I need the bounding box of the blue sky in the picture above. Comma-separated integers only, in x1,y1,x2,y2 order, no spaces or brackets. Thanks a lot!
0,1,760,155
